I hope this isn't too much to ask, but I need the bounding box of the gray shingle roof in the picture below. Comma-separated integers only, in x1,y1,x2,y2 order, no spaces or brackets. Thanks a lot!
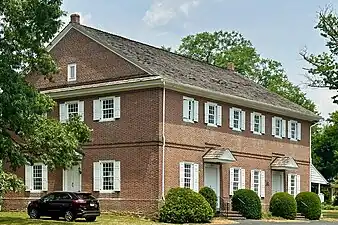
74,24,318,119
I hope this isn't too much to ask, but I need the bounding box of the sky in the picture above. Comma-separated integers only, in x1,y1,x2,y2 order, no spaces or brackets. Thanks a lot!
62,0,338,119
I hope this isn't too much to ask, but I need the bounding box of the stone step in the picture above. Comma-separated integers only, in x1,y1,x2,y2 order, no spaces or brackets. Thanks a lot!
227,216,246,220
219,210,245,220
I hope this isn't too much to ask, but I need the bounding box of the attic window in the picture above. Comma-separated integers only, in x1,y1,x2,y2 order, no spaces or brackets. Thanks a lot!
67,63,77,81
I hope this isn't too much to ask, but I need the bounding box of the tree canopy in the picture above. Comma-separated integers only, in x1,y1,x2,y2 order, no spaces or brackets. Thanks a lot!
0,0,91,194
175,31,317,112
301,8,338,104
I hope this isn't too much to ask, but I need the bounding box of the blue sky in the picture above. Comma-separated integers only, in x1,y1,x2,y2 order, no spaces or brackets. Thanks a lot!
62,0,338,118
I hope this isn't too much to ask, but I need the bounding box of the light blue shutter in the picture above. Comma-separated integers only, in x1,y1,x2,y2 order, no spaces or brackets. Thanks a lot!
193,100,199,122
114,97,121,119
114,161,121,192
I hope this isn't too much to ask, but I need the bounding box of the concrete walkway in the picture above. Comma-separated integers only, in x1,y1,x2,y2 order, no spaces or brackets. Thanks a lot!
234,220,337,225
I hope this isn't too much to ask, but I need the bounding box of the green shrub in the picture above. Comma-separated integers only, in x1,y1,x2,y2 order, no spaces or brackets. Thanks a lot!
322,203,338,210
232,189,262,219
296,192,321,220
159,188,213,223
269,192,297,220
333,195,338,206
199,187,217,214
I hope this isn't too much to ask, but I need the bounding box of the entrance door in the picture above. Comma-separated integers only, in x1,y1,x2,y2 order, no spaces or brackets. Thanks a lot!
272,171,284,194
63,165,81,192
204,164,220,209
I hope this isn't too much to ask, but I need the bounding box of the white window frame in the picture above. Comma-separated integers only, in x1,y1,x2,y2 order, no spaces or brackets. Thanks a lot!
232,168,241,192
100,160,115,193
230,107,245,131
250,169,265,198
205,102,222,127
32,163,43,192
179,162,199,192
250,112,265,135
25,163,48,193
288,120,301,141
67,63,77,81
100,97,115,122
230,167,245,195
66,101,80,119
233,109,241,131
183,97,198,123
183,163,193,189
288,173,300,197
272,117,286,139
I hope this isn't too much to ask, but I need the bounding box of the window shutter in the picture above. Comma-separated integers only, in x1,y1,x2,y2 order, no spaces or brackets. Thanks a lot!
183,98,189,120
114,161,121,192
241,169,246,189
78,101,85,121
296,175,300,195
25,165,32,191
114,97,121,119
250,170,255,191
261,115,265,134
193,163,199,192
260,171,265,198
287,121,292,139
42,165,48,191
282,120,286,138
230,168,234,195
93,162,101,191
250,113,255,132
179,162,185,188
287,174,292,194
63,169,67,191
216,105,222,126
204,103,209,124
59,103,67,123
241,111,246,130
271,117,276,136
93,100,101,121
297,123,302,140
193,100,199,122
229,108,234,128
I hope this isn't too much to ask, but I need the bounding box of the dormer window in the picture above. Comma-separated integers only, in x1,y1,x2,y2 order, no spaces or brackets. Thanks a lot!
67,63,77,81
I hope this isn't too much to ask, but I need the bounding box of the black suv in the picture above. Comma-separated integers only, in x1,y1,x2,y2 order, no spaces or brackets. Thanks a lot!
27,191,100,222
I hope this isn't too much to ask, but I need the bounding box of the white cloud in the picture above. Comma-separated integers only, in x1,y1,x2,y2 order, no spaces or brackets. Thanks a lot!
143,0,201,27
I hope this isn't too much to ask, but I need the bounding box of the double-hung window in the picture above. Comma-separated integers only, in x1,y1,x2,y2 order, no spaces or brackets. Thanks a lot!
183,97,198,123
179,162,199,192
288,120,301,141
230,167,245,195
250,170,265,197
59,101,84,122
33,165,43,191
67,63,77,82
288,174,300,197
93,160,121,193
272,117,286,138
230,108,245,131
25,163,48,192
67,102,79,119
204,102,222,127
250,112,265,135
93,96,121,122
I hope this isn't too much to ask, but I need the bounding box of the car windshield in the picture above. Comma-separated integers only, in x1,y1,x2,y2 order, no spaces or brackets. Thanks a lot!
76,193,95,200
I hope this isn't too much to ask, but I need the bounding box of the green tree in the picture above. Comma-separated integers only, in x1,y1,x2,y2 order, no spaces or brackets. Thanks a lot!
301,8,338,104
176,31,317,112
311,111,338,181
0,0,91,195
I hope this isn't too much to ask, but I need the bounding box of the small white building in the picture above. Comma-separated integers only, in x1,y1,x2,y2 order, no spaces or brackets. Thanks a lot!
310,164,328,202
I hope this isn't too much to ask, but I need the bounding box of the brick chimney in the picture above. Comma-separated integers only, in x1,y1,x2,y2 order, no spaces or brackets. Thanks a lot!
70,14,80,24
227,62,235,71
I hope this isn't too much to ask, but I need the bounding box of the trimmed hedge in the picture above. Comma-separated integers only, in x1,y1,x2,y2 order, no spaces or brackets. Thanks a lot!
296,192,321,220
159,188,213,223
269,192,297,220
232,189,262,219
199,187,217,215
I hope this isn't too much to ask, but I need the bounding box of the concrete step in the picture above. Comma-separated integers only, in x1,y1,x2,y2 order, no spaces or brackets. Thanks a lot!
227,216,246,220
219,210,245,220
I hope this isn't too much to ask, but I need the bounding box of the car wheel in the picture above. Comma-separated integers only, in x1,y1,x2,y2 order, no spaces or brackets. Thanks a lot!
29,208,40,219
85,216,96,222
64,211,75,222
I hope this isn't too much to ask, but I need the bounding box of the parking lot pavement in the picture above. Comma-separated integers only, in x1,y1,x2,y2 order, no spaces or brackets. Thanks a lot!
234,220,337,225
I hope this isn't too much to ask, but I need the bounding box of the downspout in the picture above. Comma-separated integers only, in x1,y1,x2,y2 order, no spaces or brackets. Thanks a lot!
162,81,166,200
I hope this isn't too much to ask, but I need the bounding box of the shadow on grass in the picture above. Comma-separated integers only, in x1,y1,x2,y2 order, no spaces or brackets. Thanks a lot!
0,217,89,225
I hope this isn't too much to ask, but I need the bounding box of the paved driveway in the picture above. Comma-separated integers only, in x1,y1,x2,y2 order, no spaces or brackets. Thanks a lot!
235,220,337,225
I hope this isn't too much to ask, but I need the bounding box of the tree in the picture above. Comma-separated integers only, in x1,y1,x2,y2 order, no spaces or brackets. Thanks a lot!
301,8,338,104
176,31,317,112
0,0,91,195
312,111,338,181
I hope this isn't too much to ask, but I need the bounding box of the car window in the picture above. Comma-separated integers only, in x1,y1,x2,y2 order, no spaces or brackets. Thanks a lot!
75,193,95,200
55,193,72,200
41,194,55,202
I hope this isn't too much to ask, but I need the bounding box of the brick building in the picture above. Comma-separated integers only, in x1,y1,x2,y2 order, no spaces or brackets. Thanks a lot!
3,14,320,213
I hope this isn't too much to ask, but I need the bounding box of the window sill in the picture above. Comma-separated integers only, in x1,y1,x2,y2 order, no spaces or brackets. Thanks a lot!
29,190,45,193
99,190,116,194
232,128,242,132
183,119,194,123
253,131,262,135
274,135,283,139
207,123,218,127
290,138,298,142
99,118,116,122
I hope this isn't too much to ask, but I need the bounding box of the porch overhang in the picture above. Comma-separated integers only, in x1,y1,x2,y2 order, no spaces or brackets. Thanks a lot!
203,148,236,163
270,157,298,170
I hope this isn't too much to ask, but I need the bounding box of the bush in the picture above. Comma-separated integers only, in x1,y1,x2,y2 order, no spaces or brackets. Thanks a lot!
159,188,213,223
322,203,338,210
296,192,321,220
232,189,262,219
269,192,297,220
199,187,217,214
333,195,338,206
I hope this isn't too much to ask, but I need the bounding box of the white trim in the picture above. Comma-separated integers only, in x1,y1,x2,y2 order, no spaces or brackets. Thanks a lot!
273,117,283,139
289,120,299,141
98,160,116,194
183,96,195,123
67,63,77,82
205,102,219,127
99,96,116,122
231,107,243,131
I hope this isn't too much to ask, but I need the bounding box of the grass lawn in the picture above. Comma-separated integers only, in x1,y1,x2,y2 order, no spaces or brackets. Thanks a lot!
322,210,338,219
0,212,160,225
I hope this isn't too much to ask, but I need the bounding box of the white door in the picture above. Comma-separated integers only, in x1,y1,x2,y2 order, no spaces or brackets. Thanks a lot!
272,171,284,195
63,165,81,192
204,164,220,209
